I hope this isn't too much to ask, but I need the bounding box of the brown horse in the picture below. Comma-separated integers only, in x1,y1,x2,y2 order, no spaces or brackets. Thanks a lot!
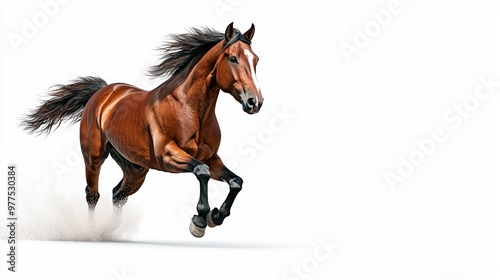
22,23,263,238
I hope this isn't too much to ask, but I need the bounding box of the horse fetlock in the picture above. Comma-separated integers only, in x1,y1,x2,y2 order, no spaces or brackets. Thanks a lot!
85,186,100,209
229,177,243,191
207,208,225,227
196,202,210,217
219,203,231,217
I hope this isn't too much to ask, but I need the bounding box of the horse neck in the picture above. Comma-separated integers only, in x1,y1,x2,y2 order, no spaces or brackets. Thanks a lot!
182,42,223,120
151,41,223,122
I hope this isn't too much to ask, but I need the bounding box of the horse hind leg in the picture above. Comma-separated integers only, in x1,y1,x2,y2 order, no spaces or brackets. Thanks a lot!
82,142,109,211
108,144,149,208
112,171,148,209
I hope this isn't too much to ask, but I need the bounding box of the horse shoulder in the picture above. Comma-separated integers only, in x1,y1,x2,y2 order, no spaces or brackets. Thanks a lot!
195,117,221,161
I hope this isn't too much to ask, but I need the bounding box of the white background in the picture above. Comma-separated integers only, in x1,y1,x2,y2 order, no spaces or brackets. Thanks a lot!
1,0,500,279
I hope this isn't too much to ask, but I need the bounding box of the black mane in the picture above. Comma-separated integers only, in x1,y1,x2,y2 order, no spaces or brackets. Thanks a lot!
148,27,251,79
147,26,251,100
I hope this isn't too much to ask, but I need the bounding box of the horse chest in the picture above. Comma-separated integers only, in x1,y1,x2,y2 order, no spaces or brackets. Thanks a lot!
179,116,221,162
181,135,218,162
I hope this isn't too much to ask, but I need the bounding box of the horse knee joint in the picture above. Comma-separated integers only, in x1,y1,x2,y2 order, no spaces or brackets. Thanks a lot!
193,164,210,180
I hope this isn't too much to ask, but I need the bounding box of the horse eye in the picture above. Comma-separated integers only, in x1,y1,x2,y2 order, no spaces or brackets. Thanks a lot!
229,56,238,64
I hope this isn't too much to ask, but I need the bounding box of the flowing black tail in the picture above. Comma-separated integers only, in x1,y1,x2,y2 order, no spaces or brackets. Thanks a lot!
22,76,107,135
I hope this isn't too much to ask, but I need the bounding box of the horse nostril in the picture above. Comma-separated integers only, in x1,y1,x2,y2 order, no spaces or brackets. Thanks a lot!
247,97,256,106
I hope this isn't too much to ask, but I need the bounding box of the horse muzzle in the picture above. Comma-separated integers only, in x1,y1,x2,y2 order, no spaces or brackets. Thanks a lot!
242,96,263,114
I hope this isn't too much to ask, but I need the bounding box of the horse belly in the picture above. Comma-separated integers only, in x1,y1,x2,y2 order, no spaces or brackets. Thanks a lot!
105,118,152,167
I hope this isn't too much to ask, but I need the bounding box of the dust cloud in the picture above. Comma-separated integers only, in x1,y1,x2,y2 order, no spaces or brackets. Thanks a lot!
5,174,143,242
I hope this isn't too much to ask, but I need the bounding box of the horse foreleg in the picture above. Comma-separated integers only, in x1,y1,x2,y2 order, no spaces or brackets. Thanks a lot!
206,155,243,227
162,142,211,238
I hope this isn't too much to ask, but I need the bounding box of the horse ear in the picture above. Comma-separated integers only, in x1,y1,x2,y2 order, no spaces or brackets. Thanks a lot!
225,22,234,42
243,23,255,41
